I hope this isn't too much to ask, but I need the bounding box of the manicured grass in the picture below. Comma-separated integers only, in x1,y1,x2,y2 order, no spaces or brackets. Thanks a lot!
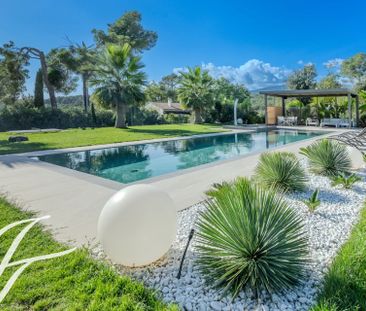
311,205,366,311
0,197,177,310
0,124,226,155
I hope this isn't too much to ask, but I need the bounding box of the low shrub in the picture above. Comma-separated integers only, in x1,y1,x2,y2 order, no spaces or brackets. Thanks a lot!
300,139,352,177
162,113,189,124
331,173,362,189
0,104,115,131
196,177,308,297
253,151,307,192
304,189,321,212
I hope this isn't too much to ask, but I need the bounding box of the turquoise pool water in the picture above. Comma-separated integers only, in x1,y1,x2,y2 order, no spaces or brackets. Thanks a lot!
38,129,327,184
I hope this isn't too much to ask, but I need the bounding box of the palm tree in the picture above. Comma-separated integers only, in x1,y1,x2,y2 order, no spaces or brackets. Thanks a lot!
68,41,96,112
178,67,213,123
90,44,146,128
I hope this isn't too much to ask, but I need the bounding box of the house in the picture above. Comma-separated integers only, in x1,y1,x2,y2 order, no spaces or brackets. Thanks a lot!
146,100,191,116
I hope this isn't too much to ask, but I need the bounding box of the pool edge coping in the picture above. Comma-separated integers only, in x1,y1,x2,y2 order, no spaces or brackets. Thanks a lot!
17,126,344,190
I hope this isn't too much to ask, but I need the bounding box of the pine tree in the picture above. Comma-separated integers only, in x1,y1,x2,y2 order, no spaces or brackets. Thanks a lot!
33,69,44,108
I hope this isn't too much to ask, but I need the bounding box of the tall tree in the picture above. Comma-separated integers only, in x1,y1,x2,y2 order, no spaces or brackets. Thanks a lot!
160,73,181,101
317,73,342,89
33,69,44,108
287,64,317,105
145,81,167,102
90,44,146,128
92,11,157,52
20,47,58,109
178,67,214,124
341,53,366,91
47,49,78,96
48,42,95,112
0,41,29,105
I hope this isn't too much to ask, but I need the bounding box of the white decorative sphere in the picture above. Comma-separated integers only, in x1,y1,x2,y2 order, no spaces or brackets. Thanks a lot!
97,184,177,267
347,146,364,170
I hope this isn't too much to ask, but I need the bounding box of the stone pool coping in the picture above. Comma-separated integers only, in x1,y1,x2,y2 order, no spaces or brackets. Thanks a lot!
0,126,349,246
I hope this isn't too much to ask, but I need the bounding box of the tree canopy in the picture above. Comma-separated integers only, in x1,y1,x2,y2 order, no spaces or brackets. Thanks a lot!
178,67,214,123
0,41,29,105
287,64,317,105
341,53,366,91
92,11,158,52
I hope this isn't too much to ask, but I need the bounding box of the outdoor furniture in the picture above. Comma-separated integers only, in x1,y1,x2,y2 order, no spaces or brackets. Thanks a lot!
339,119,352,128
277,116,297,126
306,118,319,126
329,127,366,152
286,116,298,126
277,116,285,125
320,118,341,128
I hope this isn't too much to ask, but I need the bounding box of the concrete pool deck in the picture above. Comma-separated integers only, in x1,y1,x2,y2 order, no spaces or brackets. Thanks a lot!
0,126,353,246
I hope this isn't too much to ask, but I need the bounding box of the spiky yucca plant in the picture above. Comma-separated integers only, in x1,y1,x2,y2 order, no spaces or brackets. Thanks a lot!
331,173,361,189
196,177,308,297
254,151,307,192
300,139,351,177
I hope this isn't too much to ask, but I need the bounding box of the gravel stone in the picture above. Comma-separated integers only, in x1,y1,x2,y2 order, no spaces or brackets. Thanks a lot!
91,161,366,310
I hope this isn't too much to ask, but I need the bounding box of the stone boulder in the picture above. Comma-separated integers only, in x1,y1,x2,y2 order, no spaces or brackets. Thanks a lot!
8,136,29,143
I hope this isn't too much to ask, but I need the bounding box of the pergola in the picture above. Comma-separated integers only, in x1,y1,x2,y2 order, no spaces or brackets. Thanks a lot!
259,88,360,127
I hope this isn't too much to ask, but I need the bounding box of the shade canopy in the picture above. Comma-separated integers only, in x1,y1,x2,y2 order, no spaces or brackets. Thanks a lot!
259,88,358,98
260,88,360,127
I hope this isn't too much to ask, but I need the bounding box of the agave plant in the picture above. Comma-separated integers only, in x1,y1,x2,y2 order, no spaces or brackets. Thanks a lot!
205,181,232,198
303,189,321,212
331,173,362,189
196,177,308,297
253,151,307,192
300,139,351,177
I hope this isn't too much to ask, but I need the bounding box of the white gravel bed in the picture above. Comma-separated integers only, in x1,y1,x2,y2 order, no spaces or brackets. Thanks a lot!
93,164,366,311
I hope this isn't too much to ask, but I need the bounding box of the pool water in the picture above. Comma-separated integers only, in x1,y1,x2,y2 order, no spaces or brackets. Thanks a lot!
38,129,327,184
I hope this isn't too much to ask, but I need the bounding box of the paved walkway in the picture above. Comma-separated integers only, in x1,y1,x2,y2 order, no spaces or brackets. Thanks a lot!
0,127,349,246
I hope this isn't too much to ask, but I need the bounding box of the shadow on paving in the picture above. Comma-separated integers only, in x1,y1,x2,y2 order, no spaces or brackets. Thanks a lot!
0,140,48,155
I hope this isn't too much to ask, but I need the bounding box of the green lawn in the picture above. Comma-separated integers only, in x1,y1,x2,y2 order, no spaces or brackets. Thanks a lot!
0,197,177,310
0,124,225,155
311,205,366,311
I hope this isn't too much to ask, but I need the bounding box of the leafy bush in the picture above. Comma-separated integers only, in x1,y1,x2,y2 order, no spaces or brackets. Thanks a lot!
162,113,189,124
0,104,168,131
300,139,352,177
196,177,308,297
254,151,307,192
304,189,321,212
331,173,362,189
0,104,115,131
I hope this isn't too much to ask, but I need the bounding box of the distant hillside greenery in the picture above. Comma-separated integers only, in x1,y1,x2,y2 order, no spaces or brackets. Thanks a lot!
45,95,83,106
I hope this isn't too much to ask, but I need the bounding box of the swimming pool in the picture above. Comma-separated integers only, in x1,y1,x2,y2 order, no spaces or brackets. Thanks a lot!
38,129,327,184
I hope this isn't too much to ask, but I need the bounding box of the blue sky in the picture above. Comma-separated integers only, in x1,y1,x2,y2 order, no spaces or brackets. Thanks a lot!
1,0,366,93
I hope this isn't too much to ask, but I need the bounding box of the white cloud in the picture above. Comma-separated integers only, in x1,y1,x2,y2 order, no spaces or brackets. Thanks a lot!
297,60,304,65
323,58,344,71
174,59,291,91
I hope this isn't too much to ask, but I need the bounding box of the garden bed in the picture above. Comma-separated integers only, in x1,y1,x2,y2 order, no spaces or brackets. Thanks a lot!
93,161,366,311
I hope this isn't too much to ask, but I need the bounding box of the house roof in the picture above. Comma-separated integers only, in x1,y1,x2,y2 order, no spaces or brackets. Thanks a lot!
147,102,191,114
259,88,358,98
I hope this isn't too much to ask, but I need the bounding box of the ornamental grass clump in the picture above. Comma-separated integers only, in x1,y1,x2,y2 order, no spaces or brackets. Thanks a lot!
196,177,308,297
300,139,351,177
254,151,307,192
